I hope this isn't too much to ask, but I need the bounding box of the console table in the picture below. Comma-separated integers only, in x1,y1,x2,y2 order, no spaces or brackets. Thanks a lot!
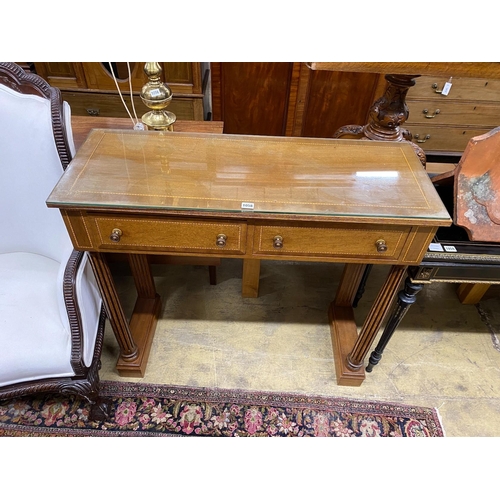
47,129,451,385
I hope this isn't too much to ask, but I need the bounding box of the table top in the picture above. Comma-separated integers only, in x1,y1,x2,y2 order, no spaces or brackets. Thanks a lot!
308,63,500,79
47,129,451,225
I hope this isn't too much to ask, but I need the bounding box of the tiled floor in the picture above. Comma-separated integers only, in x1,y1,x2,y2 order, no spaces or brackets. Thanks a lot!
99,258,500,437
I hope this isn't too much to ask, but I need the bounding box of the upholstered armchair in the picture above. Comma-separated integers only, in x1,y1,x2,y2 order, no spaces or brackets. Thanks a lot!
0,62,109,420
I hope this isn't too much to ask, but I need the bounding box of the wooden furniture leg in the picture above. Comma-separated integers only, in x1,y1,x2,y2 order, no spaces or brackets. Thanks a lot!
88,252,139,361
242,259,261,298
353,264,373,308
89,252,162,377
329,263,366,386
330,264,407,385
209,265,217,285
457,283,491,304
366,276,424,372
117,254,162,377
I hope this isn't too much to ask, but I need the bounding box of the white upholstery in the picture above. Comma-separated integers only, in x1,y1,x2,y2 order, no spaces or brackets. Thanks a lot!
0,85,70,261
0,252,74,385
0,77,102,388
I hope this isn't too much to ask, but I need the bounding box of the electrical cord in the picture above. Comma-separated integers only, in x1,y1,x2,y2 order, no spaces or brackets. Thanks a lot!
108,62,144,130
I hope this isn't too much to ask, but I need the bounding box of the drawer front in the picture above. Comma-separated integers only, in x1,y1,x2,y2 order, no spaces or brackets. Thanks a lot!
61,91,203,120
408,76,500,101
253,225,409,260
404,124,493,152
407,99,500,127
91,216,246,254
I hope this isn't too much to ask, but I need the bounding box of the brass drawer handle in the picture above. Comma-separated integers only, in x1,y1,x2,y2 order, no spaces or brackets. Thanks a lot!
431,83,444,94
109,228,123,242
423,108,440,119
216,234,227,247
273,235,284,249
86,108,100,116
376,239,387,253
414,134,431,144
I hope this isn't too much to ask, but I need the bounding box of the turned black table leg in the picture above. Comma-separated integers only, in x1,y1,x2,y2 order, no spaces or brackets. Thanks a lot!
366,276,424,372
353,264,373,308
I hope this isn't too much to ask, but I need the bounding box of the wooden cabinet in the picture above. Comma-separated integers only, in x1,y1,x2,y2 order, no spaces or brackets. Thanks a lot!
404,75,500,156
33,62,205,120
210,62,382,138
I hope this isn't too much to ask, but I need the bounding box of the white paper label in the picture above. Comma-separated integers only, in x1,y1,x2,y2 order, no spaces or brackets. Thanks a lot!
443,245,457,252
150,88,162,97
441,81,452,96
429,243,444,251
241,202,254,210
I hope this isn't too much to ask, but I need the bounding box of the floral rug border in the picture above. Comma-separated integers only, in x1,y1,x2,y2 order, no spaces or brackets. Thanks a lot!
0,381,445,437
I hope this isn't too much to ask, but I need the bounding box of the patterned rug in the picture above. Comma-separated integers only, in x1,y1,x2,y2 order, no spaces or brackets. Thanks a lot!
0,381,444,437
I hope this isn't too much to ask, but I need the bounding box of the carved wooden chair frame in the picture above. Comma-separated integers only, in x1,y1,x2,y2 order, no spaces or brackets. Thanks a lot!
0,62,108,419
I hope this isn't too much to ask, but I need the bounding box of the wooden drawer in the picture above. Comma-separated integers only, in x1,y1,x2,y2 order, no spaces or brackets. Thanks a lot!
252,224,410,261
408,76,500,102
88,216,246,255
404,124,493,152
407,99,500,127
61,91,204,120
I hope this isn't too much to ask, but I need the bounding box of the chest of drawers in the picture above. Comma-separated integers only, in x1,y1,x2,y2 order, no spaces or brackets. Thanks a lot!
405,75,500,156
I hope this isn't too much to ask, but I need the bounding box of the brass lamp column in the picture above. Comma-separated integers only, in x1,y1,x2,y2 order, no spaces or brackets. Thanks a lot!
140,62,176,131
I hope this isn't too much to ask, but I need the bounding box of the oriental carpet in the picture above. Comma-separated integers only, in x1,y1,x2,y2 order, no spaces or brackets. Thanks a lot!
0,381,444,437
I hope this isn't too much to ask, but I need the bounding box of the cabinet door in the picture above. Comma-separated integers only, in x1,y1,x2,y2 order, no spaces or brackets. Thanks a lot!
81,63,202,95
211,62,380,138
296,65,381,138
211,62,294,136
33,62,87,89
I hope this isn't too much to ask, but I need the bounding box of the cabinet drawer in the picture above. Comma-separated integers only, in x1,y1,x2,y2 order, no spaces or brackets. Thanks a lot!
407,99,500,127
61,91,204,120
404,124,493,153
408,76,500,102
253,224,410,261
90,216,246,254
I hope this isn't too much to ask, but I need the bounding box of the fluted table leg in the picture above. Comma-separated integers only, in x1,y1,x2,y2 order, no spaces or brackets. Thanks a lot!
89,252,161,377
329,264,407,386
88,252,138,360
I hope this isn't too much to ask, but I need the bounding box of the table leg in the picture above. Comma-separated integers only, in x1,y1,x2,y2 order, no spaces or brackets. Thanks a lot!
88,252,139,361
242,258,261,298
329,264,407,386
457,282,491,304
89,252,161,377
115,254,162,377
329,263,366,386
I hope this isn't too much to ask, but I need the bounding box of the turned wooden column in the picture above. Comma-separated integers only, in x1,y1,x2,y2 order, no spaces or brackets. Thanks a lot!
366,276,424,372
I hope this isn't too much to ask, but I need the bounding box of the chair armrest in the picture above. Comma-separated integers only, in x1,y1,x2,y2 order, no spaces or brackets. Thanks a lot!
57,245,103,370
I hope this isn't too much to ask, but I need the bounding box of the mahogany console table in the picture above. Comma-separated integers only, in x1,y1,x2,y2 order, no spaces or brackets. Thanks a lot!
47,130,451,385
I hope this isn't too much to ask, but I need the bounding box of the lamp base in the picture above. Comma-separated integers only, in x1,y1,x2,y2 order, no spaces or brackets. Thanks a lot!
141,110,176,131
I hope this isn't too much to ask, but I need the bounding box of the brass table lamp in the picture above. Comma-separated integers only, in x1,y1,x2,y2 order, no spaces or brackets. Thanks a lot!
140,62,176,131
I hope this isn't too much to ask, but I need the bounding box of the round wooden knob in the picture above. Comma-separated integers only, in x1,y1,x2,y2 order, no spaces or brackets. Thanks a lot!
216,234,227,247
109,228,122,242
273,235,284,249
376,239,387,252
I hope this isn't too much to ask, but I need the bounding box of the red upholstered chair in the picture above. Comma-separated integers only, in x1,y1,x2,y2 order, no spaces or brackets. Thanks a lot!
0,62,109,419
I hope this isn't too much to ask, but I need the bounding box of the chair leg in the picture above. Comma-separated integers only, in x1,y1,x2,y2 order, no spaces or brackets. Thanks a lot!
366,276,423,372
353,264,373,308
209,265,217,285
89,396,112,421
